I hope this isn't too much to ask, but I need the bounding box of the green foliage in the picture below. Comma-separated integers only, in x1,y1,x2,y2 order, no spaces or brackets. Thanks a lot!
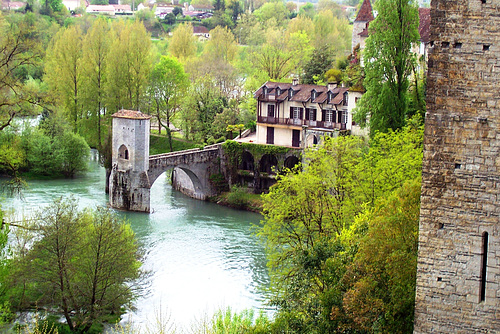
18,114,90,178
209,308,272,334
257,123,423,332
7,198,141,331
222,140,293,170
149,134,198,155
354,0,420,134
224,185,250,210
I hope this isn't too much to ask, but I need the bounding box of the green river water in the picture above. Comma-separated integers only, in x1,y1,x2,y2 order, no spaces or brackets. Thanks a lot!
2,151,271,330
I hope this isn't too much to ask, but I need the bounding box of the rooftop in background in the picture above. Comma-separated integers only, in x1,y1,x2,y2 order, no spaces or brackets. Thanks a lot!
113,110,152,120
354,0,374,22
419,8,431,43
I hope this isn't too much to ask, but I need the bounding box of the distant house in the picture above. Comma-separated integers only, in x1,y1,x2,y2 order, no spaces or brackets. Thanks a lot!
193,25,209,39
86,4,115,14
1,1,25,10
254,80,366,148
113,4,131,14
417,7,431,60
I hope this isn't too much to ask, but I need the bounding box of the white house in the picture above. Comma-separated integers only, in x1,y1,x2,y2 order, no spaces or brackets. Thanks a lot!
254,80,365,148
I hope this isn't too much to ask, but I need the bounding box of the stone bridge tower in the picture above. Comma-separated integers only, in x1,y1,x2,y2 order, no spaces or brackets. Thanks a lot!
109,109,151,212
414,0,499,332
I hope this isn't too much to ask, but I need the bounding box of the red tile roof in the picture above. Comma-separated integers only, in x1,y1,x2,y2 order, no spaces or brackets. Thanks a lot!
419,8,431,43
112,109,151,120
355,0,374,22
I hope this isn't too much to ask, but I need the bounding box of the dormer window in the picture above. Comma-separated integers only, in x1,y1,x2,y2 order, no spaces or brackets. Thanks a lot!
276,88,281,96
288,88,294,99
343,92,348,106
263,86,268,95
311,90,317,101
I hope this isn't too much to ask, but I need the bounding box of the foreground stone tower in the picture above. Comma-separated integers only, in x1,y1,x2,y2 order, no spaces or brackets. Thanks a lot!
414,0,499,332
109,109,151,212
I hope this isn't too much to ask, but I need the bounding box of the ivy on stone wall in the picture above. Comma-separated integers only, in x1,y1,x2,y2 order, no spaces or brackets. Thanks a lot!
222,140,298,169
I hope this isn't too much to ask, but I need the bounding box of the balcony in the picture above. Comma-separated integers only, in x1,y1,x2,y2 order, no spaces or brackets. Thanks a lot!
258,116,347,130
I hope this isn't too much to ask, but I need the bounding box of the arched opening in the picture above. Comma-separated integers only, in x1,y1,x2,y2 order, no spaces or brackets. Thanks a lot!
259,154,278,175
119,144,129,160
284,156,300,170
240,151,255,171
313,135,319,145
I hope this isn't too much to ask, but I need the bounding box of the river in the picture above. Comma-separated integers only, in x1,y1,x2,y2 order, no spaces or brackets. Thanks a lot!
1,151,271,331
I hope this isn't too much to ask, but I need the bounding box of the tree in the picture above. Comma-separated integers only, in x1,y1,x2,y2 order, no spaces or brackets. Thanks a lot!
204,26,238,63
147,56,189,150
0,13,44,132
106,20,152,112
44,25,84,132
168,23,197,62
253,2,289,26
172,6,182,16
81,17,112,149
257,122,424,331
354,0,420,134
11,198,141,332
338,179,421,333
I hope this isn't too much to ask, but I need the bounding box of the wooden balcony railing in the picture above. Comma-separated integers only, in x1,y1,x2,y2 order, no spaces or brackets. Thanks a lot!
258,116,347,130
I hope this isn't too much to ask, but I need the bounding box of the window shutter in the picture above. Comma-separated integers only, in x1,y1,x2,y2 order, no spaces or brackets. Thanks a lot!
305,108,310,120
299,108,303,120
290,107,293,119
322,110,326,121
313,109,317,121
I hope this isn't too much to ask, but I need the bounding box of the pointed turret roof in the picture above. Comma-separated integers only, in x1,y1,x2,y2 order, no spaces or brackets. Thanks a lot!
354,0,374,22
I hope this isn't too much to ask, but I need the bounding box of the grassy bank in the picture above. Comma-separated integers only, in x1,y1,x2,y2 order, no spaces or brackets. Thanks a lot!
149,134,198,155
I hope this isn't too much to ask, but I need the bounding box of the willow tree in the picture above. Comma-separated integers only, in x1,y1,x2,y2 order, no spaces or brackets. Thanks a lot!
354,0,420,134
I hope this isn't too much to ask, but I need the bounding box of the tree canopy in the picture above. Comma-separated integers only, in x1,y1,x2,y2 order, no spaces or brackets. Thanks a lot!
354,0,420,135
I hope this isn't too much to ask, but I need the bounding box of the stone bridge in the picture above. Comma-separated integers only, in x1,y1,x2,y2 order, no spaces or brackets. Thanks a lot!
108,110,223,213
110,144,222,213
108,110,301,213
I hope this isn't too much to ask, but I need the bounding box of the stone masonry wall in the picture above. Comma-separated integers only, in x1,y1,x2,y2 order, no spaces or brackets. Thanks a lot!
414,0,500,332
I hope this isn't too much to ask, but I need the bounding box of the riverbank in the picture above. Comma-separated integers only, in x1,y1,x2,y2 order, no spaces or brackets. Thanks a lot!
211,187,264,213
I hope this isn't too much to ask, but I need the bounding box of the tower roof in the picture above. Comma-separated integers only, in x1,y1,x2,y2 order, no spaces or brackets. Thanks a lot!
112,109,151,120
354,0,374,22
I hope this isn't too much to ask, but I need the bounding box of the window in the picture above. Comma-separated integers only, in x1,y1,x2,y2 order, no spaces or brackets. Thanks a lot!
267,104,275,117
342,111,348,124
263,86,268,95
325,109,334,123
480,232,489,302
118,144,129,160
306,108,316,121
343,92,348,106
276,88,281,96
291,107,302,119
311,90,317,101
288,88,295,99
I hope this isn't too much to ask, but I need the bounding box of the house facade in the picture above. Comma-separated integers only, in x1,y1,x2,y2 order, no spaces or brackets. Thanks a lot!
254,80,365,148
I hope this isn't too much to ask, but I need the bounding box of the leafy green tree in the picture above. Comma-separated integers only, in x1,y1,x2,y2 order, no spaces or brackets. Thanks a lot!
172,6,182,16
258,122,424,332
106,20,152,112
44,25,84,132
0,13,44,132
147,56,189,150
336,179,421,333
168,23,197,62
253,1,290,26
354,0,420,134
205,26,238,63
81,17,112,149
10,198,141,332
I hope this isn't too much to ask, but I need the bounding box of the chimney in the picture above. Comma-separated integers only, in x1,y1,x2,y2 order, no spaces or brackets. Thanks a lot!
327,82,337,91
292,78,299,86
